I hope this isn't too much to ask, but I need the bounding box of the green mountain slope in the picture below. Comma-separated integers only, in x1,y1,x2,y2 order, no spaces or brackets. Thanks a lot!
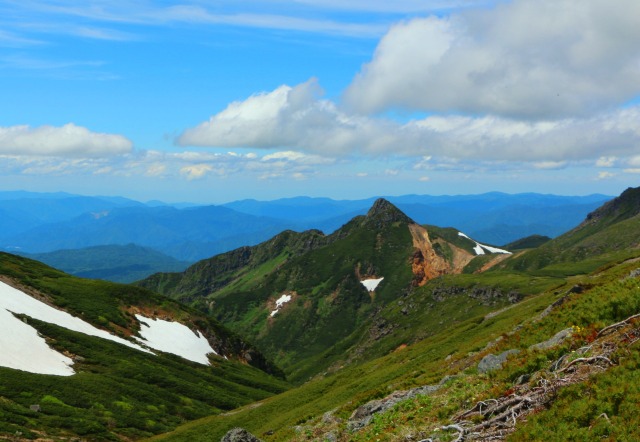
501,186,640,274
0,252,288,440
19,244,191,283
139,199,512,382
150,232,640,442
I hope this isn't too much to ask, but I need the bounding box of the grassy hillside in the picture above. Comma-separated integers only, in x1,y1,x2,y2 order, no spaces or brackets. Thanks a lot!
149,249,640,442
20,244,191,283
146,188,640,441
500,187,640,274
0,252,289,440
142,200,481,382
140,200,522,383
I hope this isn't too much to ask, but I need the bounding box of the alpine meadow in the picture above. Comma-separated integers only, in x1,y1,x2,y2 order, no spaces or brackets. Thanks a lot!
2,0,640,441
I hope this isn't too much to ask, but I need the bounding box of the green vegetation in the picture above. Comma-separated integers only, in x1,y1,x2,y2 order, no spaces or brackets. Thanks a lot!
152,252,640,442
149,189,640,441
20,244,191,283
0,252,289,440
503,234,551,250
6,190,640,441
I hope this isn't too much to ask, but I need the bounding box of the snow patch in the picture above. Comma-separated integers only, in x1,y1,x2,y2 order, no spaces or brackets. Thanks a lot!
135,314,216,365
0,305,75,376
0,281,150,376
270,293,292,317
361,277,384,292
458,232,512,256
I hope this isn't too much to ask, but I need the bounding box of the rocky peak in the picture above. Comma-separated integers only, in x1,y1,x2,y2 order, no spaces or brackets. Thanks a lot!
584,186,640,226
363,198,414,228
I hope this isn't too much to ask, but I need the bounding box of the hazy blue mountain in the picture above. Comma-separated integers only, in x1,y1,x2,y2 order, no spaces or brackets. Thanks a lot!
20,244,192,283
0,190,612,263
0,194,143,239
224,193,612,245
2,205,290,261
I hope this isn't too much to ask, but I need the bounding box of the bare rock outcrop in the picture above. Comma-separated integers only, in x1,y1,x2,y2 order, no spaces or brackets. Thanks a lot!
221,428,263,442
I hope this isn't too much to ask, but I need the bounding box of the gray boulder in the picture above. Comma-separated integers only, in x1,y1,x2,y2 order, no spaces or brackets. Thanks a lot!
529,328,573,351
478,349,520,374
221,428,263,442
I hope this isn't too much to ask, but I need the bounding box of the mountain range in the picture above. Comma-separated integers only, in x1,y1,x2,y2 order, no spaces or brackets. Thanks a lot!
0,191,611,280
2,187,640,441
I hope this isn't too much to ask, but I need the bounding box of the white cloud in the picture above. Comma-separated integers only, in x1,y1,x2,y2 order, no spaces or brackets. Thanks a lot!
289,0,490,13
532,161,566,170
179,164,215,180
179,80,640,163
344,0,640,119
13,1,387,39
178,78,402,156
597,171,616,179
596,156,617,167
0,123,132,157
418,176,431,182
0,29,44,47
145,163,167,177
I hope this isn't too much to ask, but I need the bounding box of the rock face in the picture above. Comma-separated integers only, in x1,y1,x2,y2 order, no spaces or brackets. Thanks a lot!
477,349,520,374
363,198,414,228
348,377,457,431
583,186,640,226
408,224,452,286
221,428,263,442
529,328,573,351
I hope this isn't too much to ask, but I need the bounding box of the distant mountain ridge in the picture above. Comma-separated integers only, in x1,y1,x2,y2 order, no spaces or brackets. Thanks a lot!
19,244,191,283
0,190,611,266
139,199,512,382
502,186,640,272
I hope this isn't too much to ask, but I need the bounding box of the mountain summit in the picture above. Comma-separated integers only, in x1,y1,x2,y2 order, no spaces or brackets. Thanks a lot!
364,198,415,228
140,198,511,381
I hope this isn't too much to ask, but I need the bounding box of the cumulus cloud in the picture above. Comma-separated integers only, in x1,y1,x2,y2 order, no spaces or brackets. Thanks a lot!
180,164,215,180
596,157,617,168
178,78,402,156
179,79,640,162
597,171,616,179
344,0,640,119
0,123,132,157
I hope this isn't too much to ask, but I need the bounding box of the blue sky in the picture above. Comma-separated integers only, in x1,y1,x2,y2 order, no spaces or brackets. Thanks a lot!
1,0,639,203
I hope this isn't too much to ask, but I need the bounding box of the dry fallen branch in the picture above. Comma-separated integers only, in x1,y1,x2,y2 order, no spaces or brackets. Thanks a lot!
557,356,613,373
441,424,465,442
597,313,640,337
437,314,636,441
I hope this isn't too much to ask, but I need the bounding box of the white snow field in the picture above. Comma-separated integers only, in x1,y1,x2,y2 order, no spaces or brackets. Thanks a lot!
135,314,217,365
361,277,384,292
0,281,149,376
0,303,75,376
0,281,219,375
270,293,292,317
458,232,512,255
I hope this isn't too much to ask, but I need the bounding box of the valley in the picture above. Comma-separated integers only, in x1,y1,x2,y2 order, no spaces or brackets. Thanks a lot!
1,188,639,441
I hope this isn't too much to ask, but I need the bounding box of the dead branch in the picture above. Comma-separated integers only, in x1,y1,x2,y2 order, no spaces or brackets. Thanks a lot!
472,397,533,431
441,424,464,442
557,356,613,373
597,313,640,337
455,399,499,420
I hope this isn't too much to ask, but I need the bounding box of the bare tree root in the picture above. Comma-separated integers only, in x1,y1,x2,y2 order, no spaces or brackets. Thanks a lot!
433,312,640,441
557,356,613,373
597,313,640,337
